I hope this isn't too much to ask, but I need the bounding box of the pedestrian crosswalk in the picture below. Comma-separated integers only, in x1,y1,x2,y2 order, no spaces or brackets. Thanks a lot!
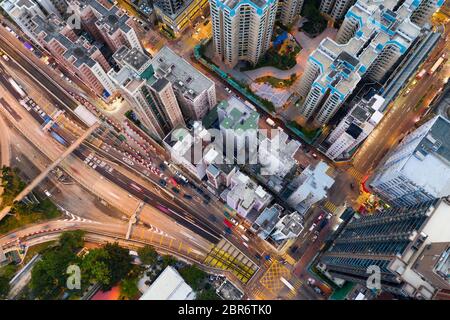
281,253,297,265
348,167,364,181
323,201,338,214
148,225,173,239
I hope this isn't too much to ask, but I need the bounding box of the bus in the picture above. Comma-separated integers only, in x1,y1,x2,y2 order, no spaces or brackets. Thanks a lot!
429,56,445,75
8,78,26,98
266,117,276,127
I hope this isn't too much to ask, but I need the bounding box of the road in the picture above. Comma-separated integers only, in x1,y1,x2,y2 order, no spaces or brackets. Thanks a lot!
352,26,450,176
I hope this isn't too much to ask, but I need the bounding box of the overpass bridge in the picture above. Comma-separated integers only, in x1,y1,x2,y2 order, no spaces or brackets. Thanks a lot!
0,123,100,221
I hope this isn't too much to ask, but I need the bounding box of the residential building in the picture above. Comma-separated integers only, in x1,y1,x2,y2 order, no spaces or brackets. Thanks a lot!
139,266,196,300
110,46,185,139
251,204,284,240
271,210,304,241
37,0,68,17
320,0,356,21
278,0,304,26
209,0,278,68
282,161,335,215
29,14,116,98
163,123,215,179
154,0,210,36
257,129,301,192
73,0,143,53
298,0,423,128
320,197,450,299
370,116,450,207
151,46,216,121
204,151,237,191
223,170,273,218
410,0,444,27
325,93,384,161
217,97,260,162
1,0,46,43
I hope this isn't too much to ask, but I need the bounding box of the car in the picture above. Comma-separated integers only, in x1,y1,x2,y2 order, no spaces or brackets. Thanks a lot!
313,286,324,295
316,213,324,222
309,223,317,232
230,218,238,226
238,224,247,232
159,179,167,187
307,278,315,286
326,212,333,219
171,187,180,193
254,253,262,260
159,163,167,171
208,215,217,222
290,245,298,253
350,182,355,189
183,194,192,200
312,153,318,159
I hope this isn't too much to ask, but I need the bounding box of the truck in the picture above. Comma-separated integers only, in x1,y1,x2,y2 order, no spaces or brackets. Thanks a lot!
429,56,445,75
265,117,276,128
8,78,26,98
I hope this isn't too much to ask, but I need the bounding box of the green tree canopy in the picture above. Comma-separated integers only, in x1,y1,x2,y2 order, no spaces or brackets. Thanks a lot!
179,265,207,291
119,277,139,300
137,245,158,266
0,276,10,299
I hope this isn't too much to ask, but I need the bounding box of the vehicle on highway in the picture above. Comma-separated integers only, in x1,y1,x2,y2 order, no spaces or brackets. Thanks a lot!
265,117,276,128
223,218,233,229
171,187,180,193
238,224,247,232
130,183,142,192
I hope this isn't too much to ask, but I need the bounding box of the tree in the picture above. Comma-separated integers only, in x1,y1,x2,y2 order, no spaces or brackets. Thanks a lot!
59,230,85,252
161,255,177,269
81,249,111,288
82,243,133,291
197,288,220,300
119,277,139,300
137,245,158,266
30,247,79,299
0,276,10,299
179,265,207,291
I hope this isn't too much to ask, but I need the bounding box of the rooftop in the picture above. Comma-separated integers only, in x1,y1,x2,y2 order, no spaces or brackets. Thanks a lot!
151,46,214,101
139,266,196,300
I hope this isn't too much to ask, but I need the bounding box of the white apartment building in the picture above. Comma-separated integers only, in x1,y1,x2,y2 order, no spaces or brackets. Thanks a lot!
284,161,335,215
271,211,304,241
325,94,384,160
410,0,444,27
110,47,186,139
370,115,450,207
1,0,46,43
320,0,356,21
224,170,273,218
151,46,217,121
209,0,278,67
278,0,304,26
298,0,423,128
37,0,68,17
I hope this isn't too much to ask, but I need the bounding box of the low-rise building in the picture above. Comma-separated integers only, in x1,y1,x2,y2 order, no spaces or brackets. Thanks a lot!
139,266,196,300
223,170,273,218
282,161,335,215
271,211,304,242
251,204,284,240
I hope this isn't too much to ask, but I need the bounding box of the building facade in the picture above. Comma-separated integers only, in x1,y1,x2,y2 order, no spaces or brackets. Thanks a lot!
110,46,185,139
325,93,384,161
209,0,278,67
320,197,450,299
278,0,304,26
370,115,450,207
298,0,424,128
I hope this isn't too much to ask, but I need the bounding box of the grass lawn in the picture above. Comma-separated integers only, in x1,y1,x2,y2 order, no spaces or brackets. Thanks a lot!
0,196,62,234
22,241,58,265
255,74,298,88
